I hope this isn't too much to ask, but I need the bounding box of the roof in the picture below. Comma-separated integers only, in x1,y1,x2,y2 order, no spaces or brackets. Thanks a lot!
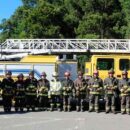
20,55,58,63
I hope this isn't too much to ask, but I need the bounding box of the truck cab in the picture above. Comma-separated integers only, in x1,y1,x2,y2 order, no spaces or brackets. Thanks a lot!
85,54,130,80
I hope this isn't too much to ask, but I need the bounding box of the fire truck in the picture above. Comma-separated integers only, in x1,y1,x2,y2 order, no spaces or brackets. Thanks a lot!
0,39,130,80
0,39,129,109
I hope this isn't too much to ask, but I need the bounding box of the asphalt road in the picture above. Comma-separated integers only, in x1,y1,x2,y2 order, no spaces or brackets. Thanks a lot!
0,109,129,130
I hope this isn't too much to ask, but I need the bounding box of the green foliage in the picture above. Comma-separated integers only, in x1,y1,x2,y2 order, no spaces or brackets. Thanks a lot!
77,55,90,71
76,0,127,38
0,0,127,41
120,0,130,38
22,0,37,7
0,0,128,70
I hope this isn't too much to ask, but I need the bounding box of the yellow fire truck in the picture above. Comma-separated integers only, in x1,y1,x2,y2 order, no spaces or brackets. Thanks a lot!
0,39,130,80
0,55,77,81
85,54,130,80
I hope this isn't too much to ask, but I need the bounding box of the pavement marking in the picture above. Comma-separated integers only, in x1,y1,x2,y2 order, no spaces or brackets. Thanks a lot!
0,115,16,119
74,126,79,130
1,118,62,129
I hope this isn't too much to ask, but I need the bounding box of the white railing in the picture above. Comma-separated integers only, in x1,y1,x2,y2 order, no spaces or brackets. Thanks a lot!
0,39,130,59
0,39,130,53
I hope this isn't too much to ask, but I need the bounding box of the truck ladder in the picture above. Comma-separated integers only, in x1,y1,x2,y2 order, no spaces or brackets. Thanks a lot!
0,39,130,59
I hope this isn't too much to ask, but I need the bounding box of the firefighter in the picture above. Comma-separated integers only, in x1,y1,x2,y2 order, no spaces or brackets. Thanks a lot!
74,71,87,112
14,73,25,112
1,71,14,112
25,71,38,111
104,68,118,114
62,71,74,112
88,70,103,113
119,70,130,114
38,72,50,111
49,72,62,111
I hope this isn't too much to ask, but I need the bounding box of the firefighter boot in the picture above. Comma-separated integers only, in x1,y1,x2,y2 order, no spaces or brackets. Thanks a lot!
50,104,54,112
76,106,80,112
67,105,71,112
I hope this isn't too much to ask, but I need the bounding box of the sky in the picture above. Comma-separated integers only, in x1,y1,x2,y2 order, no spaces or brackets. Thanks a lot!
0,0,22,23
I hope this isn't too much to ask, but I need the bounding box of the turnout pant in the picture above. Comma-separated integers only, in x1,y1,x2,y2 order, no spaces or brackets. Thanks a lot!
2,95,12,111
38,96,48,109
89,94,99,111
105,94,116,112
63,95,72,106
121,96,130,113
15,97,25,110
76,94,86,109
26,95,36,109
50,95,61,108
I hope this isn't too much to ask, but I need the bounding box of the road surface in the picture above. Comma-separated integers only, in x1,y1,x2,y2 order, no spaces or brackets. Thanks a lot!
0,109,129,130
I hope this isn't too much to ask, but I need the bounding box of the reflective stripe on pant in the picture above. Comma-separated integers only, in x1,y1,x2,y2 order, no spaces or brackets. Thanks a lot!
89,94,99,111
121,96,130,113
50,95,61,108
105,95,115,111
76,94,86,108
63,95,72,106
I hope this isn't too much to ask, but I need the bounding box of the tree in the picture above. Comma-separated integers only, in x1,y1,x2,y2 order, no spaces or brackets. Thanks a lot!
0,0,127,41
76,0,127,39
120,0,130,38
22,0,37,7
63,0,86,38
0,0,66,41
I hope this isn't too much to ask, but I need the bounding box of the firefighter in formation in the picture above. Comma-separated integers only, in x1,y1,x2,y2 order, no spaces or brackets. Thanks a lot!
62,71,74,112
118,70,130,115
74,71,87,112
104,69,118,114
88,70,103,113
25,71,38,111
1,71,14,112
1,69,130,114
14,73,26,112
48,72,62,111
38,72,50,111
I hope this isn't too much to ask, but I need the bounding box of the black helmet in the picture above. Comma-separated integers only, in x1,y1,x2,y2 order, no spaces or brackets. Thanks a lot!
17,73,24,78
29,71,34,75
6,70,12,75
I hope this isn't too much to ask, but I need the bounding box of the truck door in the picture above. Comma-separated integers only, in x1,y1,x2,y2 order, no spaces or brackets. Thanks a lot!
96,58,114,80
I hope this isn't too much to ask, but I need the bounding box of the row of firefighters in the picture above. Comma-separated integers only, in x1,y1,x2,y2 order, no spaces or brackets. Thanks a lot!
0,68,130,115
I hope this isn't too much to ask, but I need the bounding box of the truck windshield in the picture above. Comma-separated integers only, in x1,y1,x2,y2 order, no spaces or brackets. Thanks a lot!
119,59,129,70
97,58,114,70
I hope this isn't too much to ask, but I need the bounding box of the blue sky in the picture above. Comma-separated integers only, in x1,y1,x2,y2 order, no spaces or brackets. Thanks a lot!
0,0,22,23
